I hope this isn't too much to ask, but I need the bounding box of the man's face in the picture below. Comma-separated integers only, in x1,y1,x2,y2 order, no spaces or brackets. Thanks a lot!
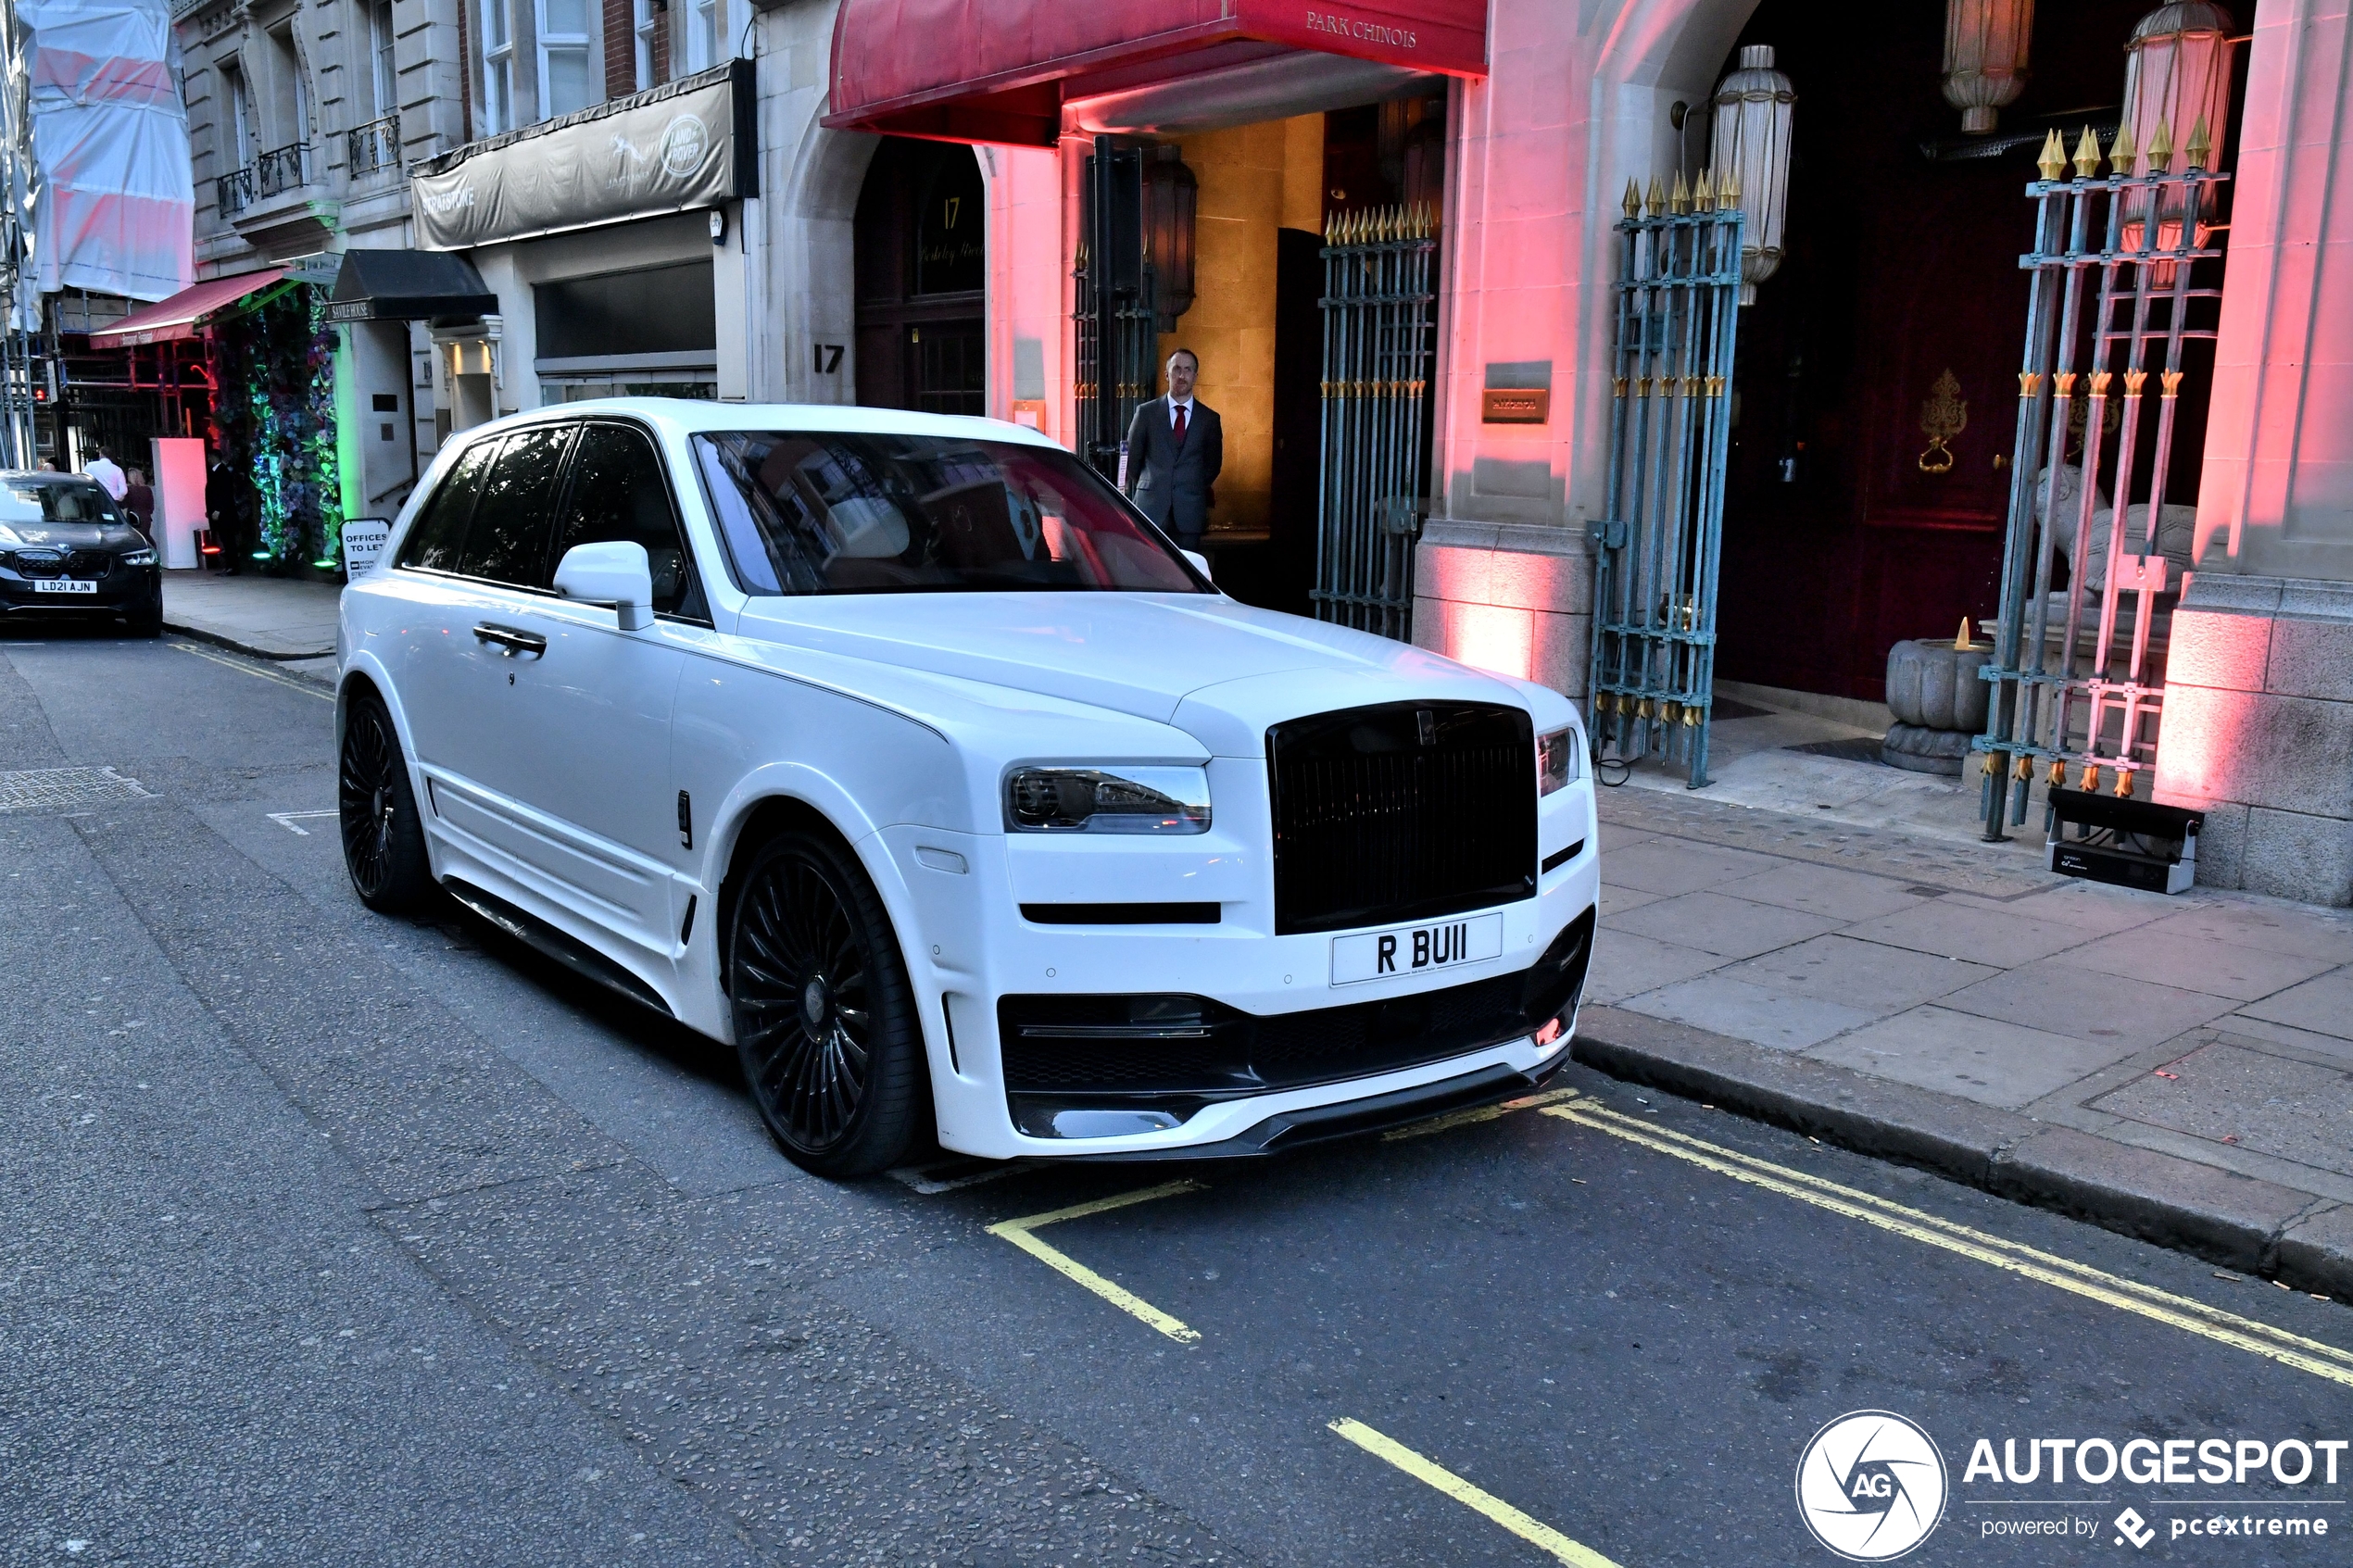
1165,354,1198,402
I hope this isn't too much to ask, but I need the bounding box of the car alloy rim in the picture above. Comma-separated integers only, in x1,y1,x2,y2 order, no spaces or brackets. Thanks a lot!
339,709,399,896
735,856,872,1151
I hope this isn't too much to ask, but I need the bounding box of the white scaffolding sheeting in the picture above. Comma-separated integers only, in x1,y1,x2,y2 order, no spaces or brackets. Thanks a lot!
23,0,192,303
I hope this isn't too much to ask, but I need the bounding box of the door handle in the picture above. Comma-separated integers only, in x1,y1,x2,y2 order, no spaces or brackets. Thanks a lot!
472,621,547,657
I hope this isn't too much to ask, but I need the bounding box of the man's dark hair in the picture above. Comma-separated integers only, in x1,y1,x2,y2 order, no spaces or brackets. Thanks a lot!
1165,347,1199,369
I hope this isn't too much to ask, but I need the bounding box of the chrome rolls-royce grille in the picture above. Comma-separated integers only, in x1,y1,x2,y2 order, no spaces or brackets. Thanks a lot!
1267,701,1537,935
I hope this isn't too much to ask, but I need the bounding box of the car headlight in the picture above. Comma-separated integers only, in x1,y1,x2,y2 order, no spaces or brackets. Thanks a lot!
1006,766,1211,834
122,548,157,567
1538,725,1582,795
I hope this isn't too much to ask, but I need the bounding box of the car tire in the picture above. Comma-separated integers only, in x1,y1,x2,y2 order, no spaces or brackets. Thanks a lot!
339,692,433,914
728,829,927,1178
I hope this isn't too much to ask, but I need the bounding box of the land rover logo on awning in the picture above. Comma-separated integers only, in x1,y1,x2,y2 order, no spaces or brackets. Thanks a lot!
661,114,708,178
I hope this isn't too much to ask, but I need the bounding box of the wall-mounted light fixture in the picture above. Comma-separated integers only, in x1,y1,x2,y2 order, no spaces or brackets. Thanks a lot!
1139,144,1196,332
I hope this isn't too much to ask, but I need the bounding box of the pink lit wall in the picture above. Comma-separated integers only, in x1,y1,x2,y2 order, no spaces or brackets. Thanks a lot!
982,144,1067,445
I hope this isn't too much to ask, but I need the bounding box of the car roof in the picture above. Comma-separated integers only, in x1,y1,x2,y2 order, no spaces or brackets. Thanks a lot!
1,470,107,485
480,397,1068,452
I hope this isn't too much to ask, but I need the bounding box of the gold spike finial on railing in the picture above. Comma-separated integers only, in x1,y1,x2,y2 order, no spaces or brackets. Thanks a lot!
2108,121,2137,176
2072,126,2103,179
1720,166,1742,210
2184,117,2212,171
2079,762,2101,793
1645,175,1667,217
1669,169,1691,215
2046,757,2068,787
2036,130,2067,182
2114,768,2136,799
2144,119,2173,174
1693,167,1715,208
2122,368,2149,396
2160,370,2186,398
1622,178,1641,218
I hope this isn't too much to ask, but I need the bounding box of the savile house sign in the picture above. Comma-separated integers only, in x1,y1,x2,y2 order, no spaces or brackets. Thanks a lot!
410,60,757,251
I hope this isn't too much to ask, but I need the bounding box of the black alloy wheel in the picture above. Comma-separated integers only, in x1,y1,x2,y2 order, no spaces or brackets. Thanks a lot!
339,693,432,913
728,831,925,1177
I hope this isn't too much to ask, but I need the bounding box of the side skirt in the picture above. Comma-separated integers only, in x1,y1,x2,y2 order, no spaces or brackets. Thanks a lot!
442,875,676,1019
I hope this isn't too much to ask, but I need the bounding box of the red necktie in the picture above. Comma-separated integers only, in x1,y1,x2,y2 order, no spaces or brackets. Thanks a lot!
1172,404,1188,446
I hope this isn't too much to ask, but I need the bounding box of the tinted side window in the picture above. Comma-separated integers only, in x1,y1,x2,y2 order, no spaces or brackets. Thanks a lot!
396,442,494,572
456,424,573,588
554,424,702,619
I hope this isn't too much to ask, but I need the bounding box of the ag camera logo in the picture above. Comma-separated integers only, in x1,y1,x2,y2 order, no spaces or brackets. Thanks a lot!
1796,1411,1949,1561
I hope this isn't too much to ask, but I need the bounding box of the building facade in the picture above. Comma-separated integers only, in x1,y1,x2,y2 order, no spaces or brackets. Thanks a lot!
146,0,2353,903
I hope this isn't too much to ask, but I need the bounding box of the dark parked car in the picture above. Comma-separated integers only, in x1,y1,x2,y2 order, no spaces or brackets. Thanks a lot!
0,472,162,636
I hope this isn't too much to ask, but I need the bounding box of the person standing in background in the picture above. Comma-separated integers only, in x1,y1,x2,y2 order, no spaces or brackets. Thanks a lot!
84,445,127,501
206,433,256,573
121,467,156,538
1121,348,1223,553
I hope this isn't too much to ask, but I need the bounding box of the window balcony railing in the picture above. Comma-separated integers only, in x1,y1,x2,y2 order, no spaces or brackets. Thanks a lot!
346,114,400,177
215,142,314,218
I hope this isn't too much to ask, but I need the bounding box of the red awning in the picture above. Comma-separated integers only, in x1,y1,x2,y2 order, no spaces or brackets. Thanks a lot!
824,0,1485,145
86,269,289,348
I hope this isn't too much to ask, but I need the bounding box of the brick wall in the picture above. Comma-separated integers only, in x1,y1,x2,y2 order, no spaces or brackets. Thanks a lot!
603,0,632,97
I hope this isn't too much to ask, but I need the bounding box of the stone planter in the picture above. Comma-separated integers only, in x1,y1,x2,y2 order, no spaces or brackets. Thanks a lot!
1882,628,1992,774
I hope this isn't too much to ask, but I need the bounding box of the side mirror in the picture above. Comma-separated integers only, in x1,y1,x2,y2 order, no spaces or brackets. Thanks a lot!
1182,548,1212,582
554,540,655,631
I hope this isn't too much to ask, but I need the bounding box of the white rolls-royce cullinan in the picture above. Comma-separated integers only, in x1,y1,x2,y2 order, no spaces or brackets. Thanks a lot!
336,400,1598,1175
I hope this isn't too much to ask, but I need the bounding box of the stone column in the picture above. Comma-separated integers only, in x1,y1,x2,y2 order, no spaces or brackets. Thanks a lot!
2154,0,2353,903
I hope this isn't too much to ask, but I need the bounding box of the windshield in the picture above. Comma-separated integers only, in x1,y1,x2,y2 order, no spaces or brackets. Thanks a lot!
693,431,1207,596
7,483,123,526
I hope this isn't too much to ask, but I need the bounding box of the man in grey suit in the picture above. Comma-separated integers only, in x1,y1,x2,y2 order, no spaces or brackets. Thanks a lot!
1122,348,1223,551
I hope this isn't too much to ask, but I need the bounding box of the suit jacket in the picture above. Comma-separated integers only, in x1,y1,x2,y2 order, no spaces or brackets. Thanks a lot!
1122,396,1222,538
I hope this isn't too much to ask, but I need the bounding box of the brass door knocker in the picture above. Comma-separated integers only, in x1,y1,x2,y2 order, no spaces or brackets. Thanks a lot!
1919,369,1967,474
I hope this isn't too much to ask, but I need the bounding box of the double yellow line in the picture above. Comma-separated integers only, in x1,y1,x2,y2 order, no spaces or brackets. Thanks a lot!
1543,1099,2353,1390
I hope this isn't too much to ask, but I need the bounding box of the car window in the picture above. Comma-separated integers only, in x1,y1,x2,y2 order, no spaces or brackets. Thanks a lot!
456,425,572,589
692,431,1205,596
396,441,495,573
7,483,120,525
554,423,704,620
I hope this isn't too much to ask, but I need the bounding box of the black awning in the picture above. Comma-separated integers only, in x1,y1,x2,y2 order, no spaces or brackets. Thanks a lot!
327,249,498,322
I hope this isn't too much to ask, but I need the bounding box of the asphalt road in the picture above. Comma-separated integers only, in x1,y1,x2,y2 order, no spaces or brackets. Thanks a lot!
5,627,2351,1568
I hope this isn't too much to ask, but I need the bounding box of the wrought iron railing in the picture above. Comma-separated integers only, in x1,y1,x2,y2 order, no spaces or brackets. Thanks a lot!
346,114,400,176
1974,129,2228,834
257,142,312,197
215,166,255,216
216,142,314,217
1587,173,1744,787
1312,205,1438,642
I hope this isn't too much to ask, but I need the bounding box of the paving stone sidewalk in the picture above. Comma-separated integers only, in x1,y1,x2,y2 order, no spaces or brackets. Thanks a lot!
161,569,340,684
1578,785,2353,1298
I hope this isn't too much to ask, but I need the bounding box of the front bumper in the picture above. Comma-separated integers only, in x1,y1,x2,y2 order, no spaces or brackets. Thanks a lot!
880,806,1602,1160
0,568,159,617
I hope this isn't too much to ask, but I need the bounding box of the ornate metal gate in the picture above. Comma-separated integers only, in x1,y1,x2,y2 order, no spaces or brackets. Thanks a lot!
1313,205,1438,638
1975,129,2228,835
1072,139,1161,482
1587,175,1744,788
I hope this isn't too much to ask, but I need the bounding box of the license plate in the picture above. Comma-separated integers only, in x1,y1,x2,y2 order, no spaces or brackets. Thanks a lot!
1331,911,1504,985
31,579,95,594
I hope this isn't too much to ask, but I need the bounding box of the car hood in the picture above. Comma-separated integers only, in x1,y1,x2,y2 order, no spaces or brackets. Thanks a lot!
2,521,137,550
731,591,1532,754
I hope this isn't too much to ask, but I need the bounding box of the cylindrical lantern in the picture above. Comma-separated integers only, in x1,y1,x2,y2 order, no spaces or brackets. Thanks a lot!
1710,44,1795,307
1943,0,2036,134
2117,3,2236,270
2120,2,2235,170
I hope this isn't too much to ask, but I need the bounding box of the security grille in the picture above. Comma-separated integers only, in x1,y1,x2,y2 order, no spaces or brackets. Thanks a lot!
0,766,153,812
1586,174,1743,789
1313,206,1438,640
1974,130,2227,834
